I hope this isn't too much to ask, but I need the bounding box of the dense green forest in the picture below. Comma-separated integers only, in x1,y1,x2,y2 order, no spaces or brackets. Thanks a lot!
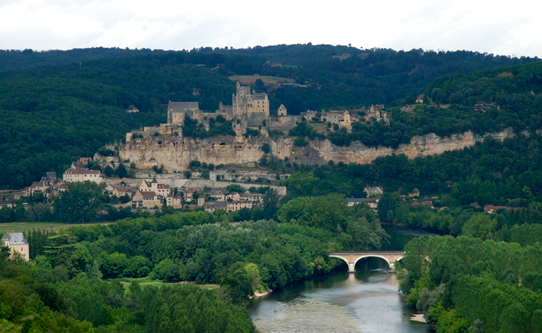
397,236,542,332
0,47,171,72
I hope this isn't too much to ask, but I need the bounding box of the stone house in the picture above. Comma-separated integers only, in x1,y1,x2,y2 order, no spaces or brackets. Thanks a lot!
63,167,103,184
208,189,226,201
227,192,240,201
227,201,253,212
204,201,228,213
484,205,521,214
277,104,287,116
1,232,29,261
239,193,263,203
0,200,16,209
364,186,383,197
71,157,92,169
321,110,352,129
362,197,380,209
112,186,135,198
132,191,163,209
126,105,140,113
139,178,171,197
166,194,183,209
347,198,364,207
185,188,195,200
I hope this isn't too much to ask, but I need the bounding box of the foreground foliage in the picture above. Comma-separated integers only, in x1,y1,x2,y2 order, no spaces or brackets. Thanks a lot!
398,236,542,332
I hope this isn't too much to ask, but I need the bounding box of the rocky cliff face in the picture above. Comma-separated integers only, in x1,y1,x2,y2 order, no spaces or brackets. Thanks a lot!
118,128,515,172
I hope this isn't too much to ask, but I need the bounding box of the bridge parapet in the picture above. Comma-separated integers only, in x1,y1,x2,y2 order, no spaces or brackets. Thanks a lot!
329,251,405,273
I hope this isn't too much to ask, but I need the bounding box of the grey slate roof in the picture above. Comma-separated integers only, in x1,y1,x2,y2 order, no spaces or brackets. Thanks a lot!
2,233,29,245
168,102,199,113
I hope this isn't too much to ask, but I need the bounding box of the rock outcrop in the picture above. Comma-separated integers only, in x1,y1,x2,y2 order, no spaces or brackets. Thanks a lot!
118,128,515,172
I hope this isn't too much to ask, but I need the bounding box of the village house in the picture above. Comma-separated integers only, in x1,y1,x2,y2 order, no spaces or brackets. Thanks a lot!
132,191,163,209
166,194,183,209
71,157,92,169
184,188,195,200
239,192,263,203
0,200,16,209
364,186,383,197
139,178,171,197
321,110,352,128
207,189,226,201
347,198,364,207
26,180,51,197
484,205,521,214
112,186,135,198
1,232,29,261
362,197,380,209
416,94,425,104
410,201,434,208
204,200,252,213
204,201,228,213
126,105,140,113
63,167,103,184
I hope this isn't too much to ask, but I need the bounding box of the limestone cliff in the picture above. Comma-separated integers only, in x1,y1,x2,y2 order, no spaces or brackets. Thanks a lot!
118,128,515,172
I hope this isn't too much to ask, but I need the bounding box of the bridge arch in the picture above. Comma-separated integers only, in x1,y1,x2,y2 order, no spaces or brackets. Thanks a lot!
329,252,405,273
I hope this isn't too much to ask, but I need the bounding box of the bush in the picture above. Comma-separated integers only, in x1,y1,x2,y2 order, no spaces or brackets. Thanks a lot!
294,137,307,147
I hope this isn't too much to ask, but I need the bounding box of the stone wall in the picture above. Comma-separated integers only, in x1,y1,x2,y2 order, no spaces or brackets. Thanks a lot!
267,116,301,133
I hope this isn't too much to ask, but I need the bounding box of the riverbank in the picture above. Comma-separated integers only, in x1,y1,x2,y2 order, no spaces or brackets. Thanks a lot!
410,314,427,323
250,288,273,299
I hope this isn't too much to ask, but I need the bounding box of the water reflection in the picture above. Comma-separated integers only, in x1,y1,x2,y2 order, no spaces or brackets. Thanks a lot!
250,270,430,333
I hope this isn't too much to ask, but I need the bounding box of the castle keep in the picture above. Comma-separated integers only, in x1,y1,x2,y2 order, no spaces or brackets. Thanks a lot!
167,81,272,127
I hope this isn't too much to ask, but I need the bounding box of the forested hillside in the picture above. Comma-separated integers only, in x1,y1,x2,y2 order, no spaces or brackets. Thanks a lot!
0,54,238,189
0,45,539,189
0,47,171,72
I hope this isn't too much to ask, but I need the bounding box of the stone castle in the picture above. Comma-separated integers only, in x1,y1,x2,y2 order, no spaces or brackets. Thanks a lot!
168,81,275,127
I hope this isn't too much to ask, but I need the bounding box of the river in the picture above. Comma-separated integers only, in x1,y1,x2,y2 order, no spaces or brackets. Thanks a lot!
248,226,436,333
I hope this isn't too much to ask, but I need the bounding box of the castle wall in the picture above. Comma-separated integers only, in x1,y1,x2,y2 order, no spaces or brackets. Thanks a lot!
267,116,301,133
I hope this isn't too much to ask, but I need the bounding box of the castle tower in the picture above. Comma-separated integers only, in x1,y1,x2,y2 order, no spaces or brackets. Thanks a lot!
232,81,270,126
278,104,287,116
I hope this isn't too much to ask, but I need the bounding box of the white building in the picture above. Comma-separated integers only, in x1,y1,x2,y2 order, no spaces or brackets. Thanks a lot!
63,167,103,184
2,232,30,261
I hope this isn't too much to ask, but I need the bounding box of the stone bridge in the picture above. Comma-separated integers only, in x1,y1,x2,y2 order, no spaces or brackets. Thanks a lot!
329,251,405,272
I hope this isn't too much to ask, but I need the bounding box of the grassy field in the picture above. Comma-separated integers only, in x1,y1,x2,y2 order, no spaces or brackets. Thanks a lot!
0,221,110,234
228,75,296,86
117,276,219,291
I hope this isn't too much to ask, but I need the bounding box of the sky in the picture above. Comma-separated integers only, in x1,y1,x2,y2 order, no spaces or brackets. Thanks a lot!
1,0,541,57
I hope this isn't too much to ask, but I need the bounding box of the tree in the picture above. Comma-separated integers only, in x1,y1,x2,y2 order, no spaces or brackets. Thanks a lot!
219,262,253,306
103,165,114,177
116,163,128,178
261,143,271,154
54,182,105,223
255,78,265,90
294,137,307,147
262,189,280,219
377,192,396,223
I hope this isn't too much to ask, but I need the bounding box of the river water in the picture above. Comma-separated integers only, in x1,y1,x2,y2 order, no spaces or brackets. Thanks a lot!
248,226,435,333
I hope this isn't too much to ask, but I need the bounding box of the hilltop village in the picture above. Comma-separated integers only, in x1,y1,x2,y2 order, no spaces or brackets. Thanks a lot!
125,81,389,144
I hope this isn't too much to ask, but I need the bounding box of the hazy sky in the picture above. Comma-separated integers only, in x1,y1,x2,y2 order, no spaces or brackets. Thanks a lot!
1,0,541,57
